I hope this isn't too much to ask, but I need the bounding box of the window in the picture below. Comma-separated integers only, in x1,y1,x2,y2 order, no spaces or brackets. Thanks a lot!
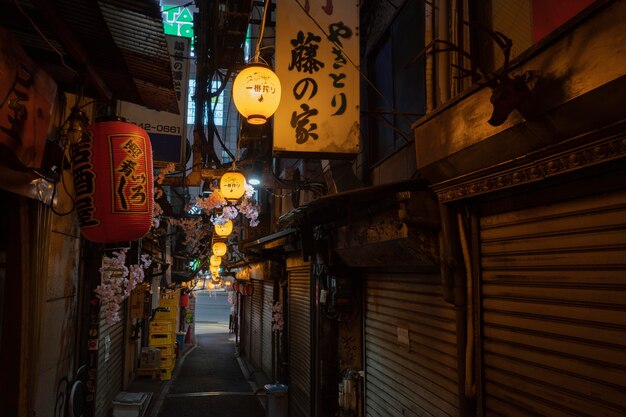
367,1,425,163
187,80,224,126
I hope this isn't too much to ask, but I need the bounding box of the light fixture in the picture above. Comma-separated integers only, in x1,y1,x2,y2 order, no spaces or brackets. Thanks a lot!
232,64,281,125
232,0,280,125
210,265,220,276
214,220,233,236
248,178,261,186
212,241,227,257
219,171,247,200
210,255,222,267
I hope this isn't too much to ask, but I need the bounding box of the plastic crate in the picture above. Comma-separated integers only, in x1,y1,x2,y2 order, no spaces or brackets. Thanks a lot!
154,309,177,321
157,345,175,358
160,368,172,381
150,321,173,333
160,356,174,369
159,297,178,308
148,332,173,347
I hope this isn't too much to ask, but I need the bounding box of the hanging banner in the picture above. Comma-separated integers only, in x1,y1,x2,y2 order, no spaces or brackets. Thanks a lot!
0,28,57,170
274,0,360,158
118,35,190,168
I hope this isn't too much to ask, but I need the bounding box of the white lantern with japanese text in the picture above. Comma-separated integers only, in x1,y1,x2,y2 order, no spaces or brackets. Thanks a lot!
232,63,281,125
214,220,233,237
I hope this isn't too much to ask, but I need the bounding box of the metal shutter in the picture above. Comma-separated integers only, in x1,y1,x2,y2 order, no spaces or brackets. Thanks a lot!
262,281,274,377
242,292,252,359
288,262,312,417
95,259,125,417
479,188,626,417
365,273,459,417
251,279,264,369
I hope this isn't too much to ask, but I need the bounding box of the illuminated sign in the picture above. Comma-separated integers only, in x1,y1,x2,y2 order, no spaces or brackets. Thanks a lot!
161,4,194,41
274,0,360,157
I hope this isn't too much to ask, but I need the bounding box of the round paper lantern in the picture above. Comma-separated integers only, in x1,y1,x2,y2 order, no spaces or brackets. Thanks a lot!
210,265,220,276
232,63,281,125
210,255,222,267
233,282,240,293
214,220,233,237
180,294,190,308
212,241,227,257
72,118,153,243
219,171,246,200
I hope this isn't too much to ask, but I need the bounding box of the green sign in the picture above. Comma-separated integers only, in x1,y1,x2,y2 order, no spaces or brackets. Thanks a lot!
162,5,194,40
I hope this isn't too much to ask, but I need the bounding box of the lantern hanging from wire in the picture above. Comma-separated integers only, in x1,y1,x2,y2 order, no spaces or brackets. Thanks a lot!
232,64,281,125
232,0,280,125
219,171,247,200
210,265,220,276
212,241,227,257
214,220,233,237
210,255,222,267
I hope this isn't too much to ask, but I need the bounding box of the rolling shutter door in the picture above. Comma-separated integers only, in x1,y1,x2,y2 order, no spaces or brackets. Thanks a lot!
262,281,274,377
242,292,252,359
288,262,312,417
480,188,626,417
95,257,125,417
365,273,459,417
251,279,263,369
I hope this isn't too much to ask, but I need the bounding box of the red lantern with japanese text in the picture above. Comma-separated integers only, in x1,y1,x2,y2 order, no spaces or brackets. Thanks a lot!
72,118,153,243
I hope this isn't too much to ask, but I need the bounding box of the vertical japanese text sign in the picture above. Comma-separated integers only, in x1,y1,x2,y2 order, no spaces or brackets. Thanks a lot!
274,0,360,157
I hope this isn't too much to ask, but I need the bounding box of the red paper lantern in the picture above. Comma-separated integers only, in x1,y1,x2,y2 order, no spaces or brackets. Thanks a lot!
242,283,254,296
232,282,240,293
72,119,153,243
180,294,190,308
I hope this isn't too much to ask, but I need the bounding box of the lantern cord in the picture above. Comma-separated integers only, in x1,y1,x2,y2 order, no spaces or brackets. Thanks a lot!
253,0,271,63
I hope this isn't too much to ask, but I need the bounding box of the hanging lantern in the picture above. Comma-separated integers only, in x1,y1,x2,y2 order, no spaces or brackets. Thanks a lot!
72,118,153,243
210,255,222,267
214,220,233,236
210,265,220,276
232,63,281,125
233,282,240,293
212,241,227,257
180,294,190,308
219,171,247,200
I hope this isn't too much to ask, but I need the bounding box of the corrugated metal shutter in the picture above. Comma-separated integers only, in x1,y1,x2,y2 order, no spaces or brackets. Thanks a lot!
95,257,126,417
479,188,626,417
242,292,252,359
288,262,312,417
365,273,459,417
262,281,274,377
251,279,264,369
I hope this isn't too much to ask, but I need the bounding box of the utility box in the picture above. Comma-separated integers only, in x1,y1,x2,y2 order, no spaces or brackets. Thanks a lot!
112,392,152,417
264,384,288,417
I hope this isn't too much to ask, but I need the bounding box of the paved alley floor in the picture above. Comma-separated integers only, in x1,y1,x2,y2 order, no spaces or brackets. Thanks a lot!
156,324,265,417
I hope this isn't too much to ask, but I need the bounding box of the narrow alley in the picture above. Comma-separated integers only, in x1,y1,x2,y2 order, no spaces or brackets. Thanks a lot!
127,290,269,417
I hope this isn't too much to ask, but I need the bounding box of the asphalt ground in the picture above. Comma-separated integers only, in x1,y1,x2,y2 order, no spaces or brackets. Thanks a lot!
156,325,265,417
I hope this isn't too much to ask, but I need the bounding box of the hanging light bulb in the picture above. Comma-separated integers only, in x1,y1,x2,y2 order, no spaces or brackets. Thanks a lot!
214,220,233,237
212,241,227,257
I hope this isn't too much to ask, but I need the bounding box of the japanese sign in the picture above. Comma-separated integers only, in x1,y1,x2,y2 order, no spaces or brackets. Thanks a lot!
118,35,190,168
0,28,57,170
274,0,360,157
109,135,150,213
